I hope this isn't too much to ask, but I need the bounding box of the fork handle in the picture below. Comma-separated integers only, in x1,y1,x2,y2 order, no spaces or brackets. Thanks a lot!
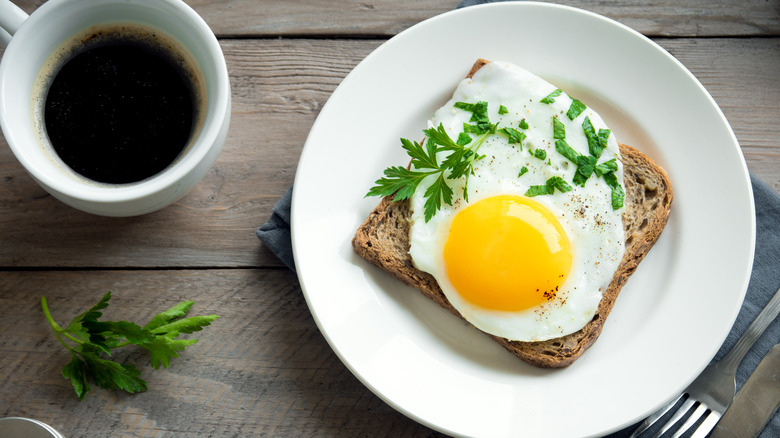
720,285,780,373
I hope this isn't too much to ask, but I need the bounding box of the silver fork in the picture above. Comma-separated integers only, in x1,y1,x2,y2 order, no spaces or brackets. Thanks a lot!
630,285,780,438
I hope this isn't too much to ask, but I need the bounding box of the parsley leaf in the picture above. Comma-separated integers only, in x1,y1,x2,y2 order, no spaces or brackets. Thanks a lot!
429,123,489,205
454,101,489,123
62,355,90,400
498,105,509,115
143,300,195,331
518,166,528,177
366,135,445,202
540,89,562,104
552,116,623,208
424,124,460,150
149,314,219,336
612,184,625,209
525,176,573,197
547,176,573,193
553,116,566,140
455,101,496,135
531,148,547,160
519,119,529,129
555,139,581,163
142,331,198,370
573,155,598,186
83,355,147,394
566,99,587,120
463,122,496,135
366,165,437,202
602,171,625,209
598,128,612,152
525,184,554,197
594,158,619,177
441,146,480,180
42,292,219,401
402,137,440,170
457,132,472,145
582,116,607,158
423,172,454,221
498,127,526,145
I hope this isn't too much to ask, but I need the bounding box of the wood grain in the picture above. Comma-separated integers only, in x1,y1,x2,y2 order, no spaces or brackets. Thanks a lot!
1,37,778,269
0,269,446,437
7,0,780,37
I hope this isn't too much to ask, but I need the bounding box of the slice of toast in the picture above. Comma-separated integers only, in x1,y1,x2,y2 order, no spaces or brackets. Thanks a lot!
352,60,673,368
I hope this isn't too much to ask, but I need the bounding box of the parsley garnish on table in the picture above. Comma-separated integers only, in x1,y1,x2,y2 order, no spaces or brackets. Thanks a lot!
41,291,219,401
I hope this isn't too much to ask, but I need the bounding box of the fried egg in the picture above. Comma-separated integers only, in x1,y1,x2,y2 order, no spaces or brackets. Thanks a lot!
408,61,625,342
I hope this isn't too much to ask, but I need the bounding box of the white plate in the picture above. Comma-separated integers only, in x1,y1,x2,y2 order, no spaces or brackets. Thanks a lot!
291,2,755,437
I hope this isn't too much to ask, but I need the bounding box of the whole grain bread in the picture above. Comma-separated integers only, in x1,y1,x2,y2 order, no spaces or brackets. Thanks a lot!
352,60,673,368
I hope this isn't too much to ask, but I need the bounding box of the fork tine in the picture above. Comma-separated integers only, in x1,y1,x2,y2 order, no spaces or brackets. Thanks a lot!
670,402,708,438
629,394,683,437
689,410,722,438
654,397,697,437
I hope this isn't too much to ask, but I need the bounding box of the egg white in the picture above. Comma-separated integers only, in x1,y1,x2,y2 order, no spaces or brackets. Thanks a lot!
408,61,626,342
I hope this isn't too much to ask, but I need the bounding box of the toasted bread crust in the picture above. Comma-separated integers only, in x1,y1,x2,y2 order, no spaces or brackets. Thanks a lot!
352,60,673,368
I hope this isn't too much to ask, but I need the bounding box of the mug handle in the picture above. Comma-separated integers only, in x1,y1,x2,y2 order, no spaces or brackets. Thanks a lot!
0,0,28,46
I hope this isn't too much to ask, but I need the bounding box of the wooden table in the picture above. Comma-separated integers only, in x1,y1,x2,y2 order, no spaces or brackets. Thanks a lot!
1,1,778,436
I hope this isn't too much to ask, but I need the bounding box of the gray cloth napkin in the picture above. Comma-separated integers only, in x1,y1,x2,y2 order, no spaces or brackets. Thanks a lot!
257,1,780,434
256,185,295,272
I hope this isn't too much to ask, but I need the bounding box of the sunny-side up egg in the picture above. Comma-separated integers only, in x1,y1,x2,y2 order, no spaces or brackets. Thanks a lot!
408,61,626,342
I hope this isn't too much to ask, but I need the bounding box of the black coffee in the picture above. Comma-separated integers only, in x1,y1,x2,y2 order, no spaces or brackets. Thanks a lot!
44,38,196,184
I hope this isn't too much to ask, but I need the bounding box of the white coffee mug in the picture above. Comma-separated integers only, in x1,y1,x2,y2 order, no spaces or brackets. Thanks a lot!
0,0,231,216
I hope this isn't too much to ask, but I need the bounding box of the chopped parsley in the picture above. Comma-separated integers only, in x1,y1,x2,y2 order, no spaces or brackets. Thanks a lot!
367,96,625,221
498,127,526,145
566,99,587,120
603,170,625,209
531,148,547,160
582,116,611,158
552,116,623,209
455,101,495,135
540,89,562,104
555,139,579,162
573,155,598,186
526,176,573,197
594,158,619,177
553,116,566,140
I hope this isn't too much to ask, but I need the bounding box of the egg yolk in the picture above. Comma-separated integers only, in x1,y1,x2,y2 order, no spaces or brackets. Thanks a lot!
443,195,573,312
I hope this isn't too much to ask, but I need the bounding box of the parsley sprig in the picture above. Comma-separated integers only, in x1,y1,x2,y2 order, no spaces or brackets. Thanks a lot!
42,291,219,401
366,124,490,222
367,98,510,222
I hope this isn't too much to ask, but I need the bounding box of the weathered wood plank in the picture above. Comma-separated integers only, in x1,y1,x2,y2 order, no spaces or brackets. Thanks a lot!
0,37,778,268
0,269,445,437
659,37,780,185
7,0,780,37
